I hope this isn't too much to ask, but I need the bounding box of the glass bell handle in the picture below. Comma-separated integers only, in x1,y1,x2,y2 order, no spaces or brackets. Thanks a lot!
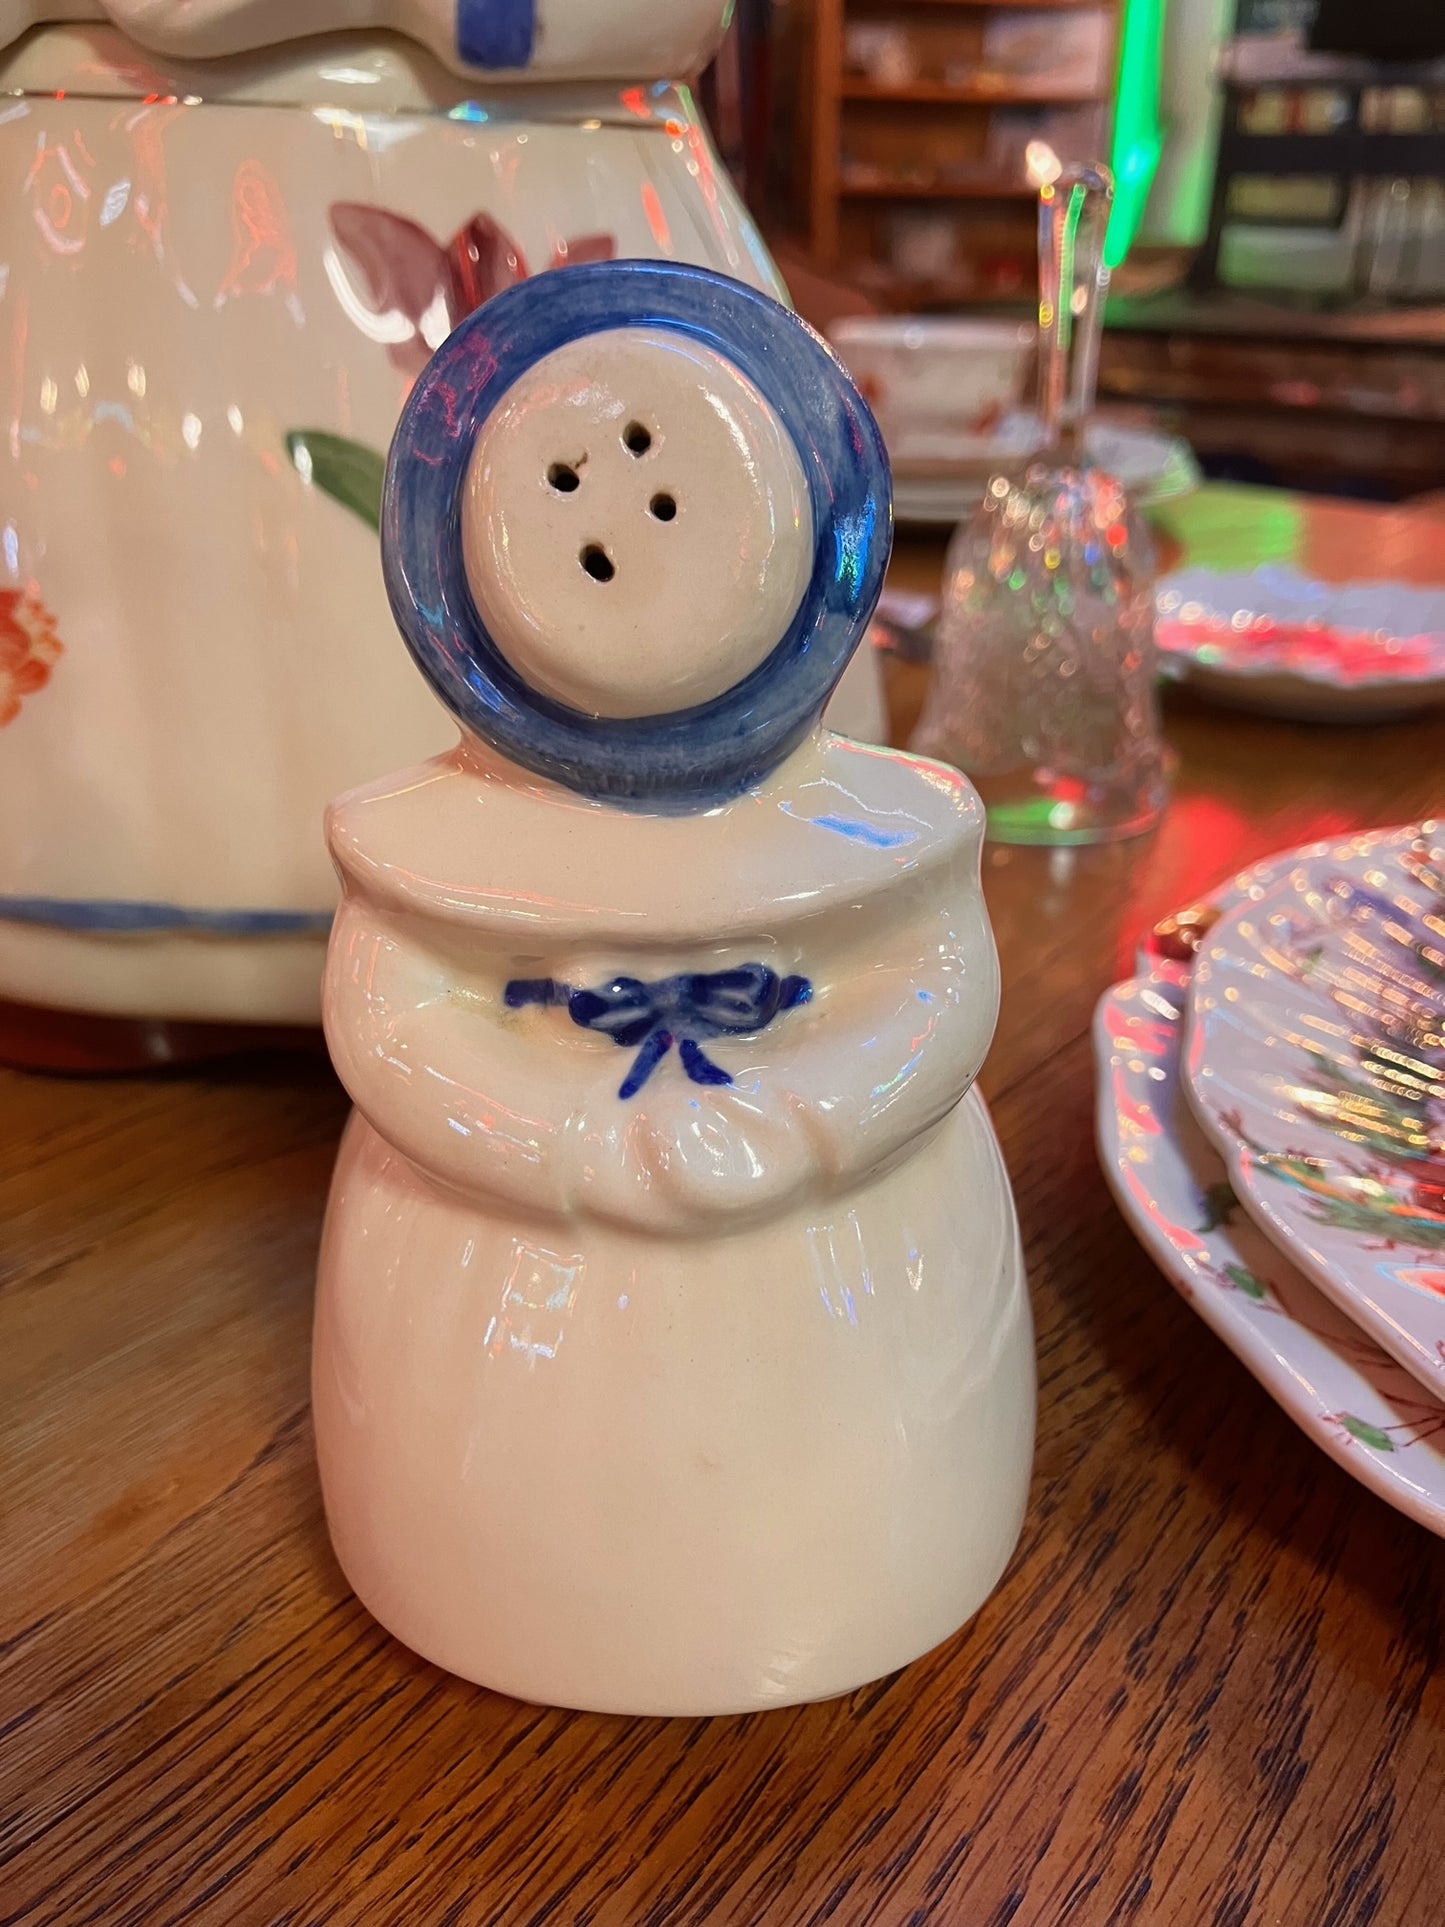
1035,161,1114,461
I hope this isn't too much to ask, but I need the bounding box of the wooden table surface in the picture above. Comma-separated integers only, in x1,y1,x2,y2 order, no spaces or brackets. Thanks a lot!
5,534,1444,1927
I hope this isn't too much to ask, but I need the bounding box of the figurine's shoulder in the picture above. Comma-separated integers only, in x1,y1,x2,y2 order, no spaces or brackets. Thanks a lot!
328,734,983,943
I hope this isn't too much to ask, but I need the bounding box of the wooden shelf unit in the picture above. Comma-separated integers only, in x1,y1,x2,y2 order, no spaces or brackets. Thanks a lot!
841,78,1108,104
841,174,1038,199
858,0,1108,8
808,0,1119,310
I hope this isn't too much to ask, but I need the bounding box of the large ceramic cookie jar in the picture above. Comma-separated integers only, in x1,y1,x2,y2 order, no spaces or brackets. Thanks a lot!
0,2,885,1033
313,263,1035,1716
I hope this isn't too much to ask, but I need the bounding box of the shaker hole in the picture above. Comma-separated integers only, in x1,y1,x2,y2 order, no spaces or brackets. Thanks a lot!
580,544,615,583
623,422,653,456
547,462,581,493
649,493,677,522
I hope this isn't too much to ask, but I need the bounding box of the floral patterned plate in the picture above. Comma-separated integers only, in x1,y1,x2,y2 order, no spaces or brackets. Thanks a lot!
1185,825,1445,1399
1095,940,1445,1537
1155,566,1445,721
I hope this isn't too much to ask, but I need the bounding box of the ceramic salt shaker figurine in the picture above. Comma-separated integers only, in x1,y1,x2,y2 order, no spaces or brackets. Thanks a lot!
313,262,1035,1716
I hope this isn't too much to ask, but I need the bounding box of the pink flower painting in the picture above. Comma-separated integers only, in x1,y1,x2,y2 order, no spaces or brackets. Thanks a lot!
291,205,618,522
326,204,616,378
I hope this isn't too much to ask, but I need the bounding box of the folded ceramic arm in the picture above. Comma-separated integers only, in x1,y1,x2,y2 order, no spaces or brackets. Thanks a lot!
561,896,999,1235
325,899,585,1223
764,891,999,1184
325,871,998,1237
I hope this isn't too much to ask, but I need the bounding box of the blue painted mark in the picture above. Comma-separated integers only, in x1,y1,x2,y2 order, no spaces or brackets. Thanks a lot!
456,0,535,70
505,965,813,1099
811,813,915,850
0,896,332,935
505,977,564,1009
619,1027,674,1100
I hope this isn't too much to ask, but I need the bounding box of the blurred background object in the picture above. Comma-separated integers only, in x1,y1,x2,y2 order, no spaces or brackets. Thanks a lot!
797,0,1125,308
746,0,1443,501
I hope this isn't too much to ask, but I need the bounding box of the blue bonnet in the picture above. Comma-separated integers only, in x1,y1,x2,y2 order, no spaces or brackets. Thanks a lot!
381,259,892,811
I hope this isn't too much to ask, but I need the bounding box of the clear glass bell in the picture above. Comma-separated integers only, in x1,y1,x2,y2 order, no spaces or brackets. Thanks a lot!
911,163,1170,845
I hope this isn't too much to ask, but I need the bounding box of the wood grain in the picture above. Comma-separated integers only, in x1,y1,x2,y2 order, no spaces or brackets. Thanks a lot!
3,534,1444,1926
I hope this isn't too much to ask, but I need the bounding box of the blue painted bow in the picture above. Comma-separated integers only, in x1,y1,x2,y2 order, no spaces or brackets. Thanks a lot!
506,965,812,1099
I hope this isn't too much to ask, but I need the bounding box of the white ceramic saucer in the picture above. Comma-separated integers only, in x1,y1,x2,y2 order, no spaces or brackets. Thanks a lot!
1156,566,1445,721
1096,929,1445,1538
888,416,1200,527
1184,825,1445,1400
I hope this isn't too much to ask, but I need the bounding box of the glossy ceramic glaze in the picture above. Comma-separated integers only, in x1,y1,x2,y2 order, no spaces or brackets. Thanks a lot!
0,0,733,78
1095,910,1445,1537
313,265,1035,1713
0,24,884,1023
461,326,812,718
1156,566,1445,722
1184,825,1445,1400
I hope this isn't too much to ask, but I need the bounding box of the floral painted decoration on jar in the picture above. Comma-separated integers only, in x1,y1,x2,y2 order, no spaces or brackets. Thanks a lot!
287,206,616,528
0,587,62,728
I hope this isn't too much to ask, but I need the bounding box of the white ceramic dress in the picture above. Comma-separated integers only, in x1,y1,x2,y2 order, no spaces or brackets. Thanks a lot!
312,262,1034,1715
0,0,884,1028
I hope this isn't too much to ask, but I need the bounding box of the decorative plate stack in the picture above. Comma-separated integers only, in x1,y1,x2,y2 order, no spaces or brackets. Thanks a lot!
1095,823,1445,1535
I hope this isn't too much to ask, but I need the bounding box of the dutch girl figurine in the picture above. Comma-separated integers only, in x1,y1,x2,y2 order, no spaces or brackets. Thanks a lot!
314,262,1035,1715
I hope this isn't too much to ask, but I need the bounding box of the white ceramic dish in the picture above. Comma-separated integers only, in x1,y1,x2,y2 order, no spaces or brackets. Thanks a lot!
1156,566,1445,721
1095,883,1445,1538
887,415,1201,526
828,316,1034,466
1185,825,1445,1400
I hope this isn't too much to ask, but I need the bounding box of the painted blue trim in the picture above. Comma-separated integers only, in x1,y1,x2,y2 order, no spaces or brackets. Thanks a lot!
811,814,917,850
456,0,535,70
382,260,892,811
0,896,332,935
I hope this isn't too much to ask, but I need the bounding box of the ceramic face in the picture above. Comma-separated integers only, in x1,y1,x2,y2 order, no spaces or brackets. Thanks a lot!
462,327,812,719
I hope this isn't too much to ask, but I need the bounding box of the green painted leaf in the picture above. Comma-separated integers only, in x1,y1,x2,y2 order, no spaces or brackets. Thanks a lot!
286,430,385,532
1222,1263,1268,1301
1196,1181,1239,1233
1311,1196,1445,1250
1340,1414,1395,1452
